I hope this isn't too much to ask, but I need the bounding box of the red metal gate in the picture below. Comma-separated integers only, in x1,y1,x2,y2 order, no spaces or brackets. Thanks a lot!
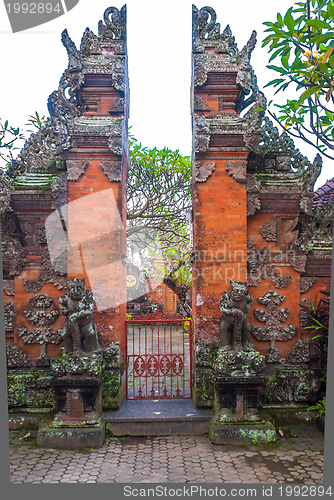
126,313,192,399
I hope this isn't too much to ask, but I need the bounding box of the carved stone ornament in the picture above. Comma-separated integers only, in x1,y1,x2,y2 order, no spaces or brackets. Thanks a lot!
67,160,90,181
108,119,123,155
39,247,67,289
265,346,282,363
5,302,14,332
287,235,308,273
59,278,99,355
195,339,214,367
308,204,334,246
247,242,291,289
300,155,322,215
246,174,261,216
300,277,316,293
192,5,221,45
219,281,253,352
23,279,43,294
38,225,47,244
98,5,126,41
0,173,12,214
193,55,208,87
256,117,311,174
4,239,27,276
109,98,125,114
194,95,211,112
194,115,210,153
100,161,122,182
225,160,247,184
282,218,299,246
265,366,320,403
6,345,31,369
3,280,15,296
251,290,296,342
19,294,62,361
102,342,121,369
195,161,215,182
51,173,68,210
285,340,310,364
260,221,277,242
243,91,267,151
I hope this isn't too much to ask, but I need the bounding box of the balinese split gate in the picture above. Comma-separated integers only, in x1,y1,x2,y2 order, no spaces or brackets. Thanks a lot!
1,5,332,447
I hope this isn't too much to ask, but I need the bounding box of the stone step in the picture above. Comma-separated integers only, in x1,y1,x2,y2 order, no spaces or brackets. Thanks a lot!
103,399,213,436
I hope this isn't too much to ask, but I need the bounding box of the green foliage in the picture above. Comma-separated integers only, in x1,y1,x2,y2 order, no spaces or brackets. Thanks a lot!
127,135,192,288
0,118,25,169
307,396,326,417
25,111,46,133
302,287,330,338
263,0,334,158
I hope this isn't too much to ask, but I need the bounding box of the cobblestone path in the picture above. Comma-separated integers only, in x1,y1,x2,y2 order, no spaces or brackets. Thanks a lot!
9,426,323,484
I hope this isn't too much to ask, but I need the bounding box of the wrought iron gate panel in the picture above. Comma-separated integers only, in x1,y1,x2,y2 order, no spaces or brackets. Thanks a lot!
126,313,192,399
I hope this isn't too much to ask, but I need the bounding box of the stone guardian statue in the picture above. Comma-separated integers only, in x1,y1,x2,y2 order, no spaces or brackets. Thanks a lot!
59,278,99,355
219,280,253,352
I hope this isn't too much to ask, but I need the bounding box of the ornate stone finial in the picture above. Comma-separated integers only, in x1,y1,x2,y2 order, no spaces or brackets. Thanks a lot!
300,154,322,214
98,5,127,41
59,278,99,356
219,281,253,352
192,5,221,45
61,29,81,69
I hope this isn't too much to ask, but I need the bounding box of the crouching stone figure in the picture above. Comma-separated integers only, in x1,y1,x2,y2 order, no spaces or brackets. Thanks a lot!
59,278,99,355
219,280,253,352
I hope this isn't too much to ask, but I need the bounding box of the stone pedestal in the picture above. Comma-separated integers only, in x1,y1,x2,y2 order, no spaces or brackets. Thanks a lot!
209,347,277,444
37,352,105,449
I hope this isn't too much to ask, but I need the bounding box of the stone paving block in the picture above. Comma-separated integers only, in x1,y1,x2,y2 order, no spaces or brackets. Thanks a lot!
8,426,324,484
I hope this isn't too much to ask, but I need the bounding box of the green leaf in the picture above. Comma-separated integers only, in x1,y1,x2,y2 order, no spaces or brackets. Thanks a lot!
298,85,323,103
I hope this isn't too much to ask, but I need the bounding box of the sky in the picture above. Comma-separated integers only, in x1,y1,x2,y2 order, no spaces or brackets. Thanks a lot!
0,0,332,189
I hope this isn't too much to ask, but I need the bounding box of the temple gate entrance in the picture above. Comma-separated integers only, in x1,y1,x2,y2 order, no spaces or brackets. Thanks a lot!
125,314,192,399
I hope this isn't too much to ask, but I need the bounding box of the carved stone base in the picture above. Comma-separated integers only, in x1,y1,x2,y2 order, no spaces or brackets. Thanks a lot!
37,419,105,449
209,421,277,445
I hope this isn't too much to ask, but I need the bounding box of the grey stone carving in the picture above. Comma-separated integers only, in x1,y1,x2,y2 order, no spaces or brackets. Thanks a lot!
194,95,211,111
225,160,247,184
300,155,322,215
195,339,215,367
6,345,31,369
100,161,122,182
51,173,68,210
194,115,210,152
285,340,310,364
4,302,14,333
0,173,12,213
59,278,99,355
246,174,261,216
195,161,216,182
19,294,62,362
260,221,277,242
265,346,282,363
247,242,291,289
219,281,253,352
23,279,43,294
67,160,90,181
300,277,316,293
98,6,126,41
3,280,15,296
265,366,320,402
251,291,296,341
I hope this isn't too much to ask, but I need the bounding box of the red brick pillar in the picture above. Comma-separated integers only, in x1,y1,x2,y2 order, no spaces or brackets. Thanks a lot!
58,7,129,354
191,6,260,345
